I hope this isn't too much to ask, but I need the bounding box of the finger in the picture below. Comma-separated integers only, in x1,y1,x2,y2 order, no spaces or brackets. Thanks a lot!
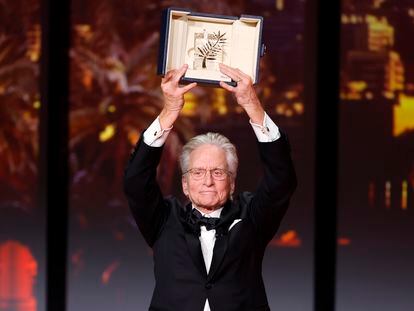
219,64,241,82
219,63,236,71
219,81,236,92
220,64,250,83
219,63,237,76
181,82,197,93
173,64,189,83
162,70,175,83
235,68,249,80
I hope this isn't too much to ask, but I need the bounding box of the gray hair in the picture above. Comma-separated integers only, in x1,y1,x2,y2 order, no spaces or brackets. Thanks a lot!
179,132,238,179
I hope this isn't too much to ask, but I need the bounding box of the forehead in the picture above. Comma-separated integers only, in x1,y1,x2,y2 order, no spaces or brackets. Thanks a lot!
189,144,227,168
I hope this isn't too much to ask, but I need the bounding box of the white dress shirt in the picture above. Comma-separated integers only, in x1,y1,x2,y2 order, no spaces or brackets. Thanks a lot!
142,112,280,311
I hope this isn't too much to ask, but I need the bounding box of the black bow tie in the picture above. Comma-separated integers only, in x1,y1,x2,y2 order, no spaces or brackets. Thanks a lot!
191,208,220,231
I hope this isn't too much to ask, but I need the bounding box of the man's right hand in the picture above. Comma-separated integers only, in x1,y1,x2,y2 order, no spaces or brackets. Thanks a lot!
159,64,197,129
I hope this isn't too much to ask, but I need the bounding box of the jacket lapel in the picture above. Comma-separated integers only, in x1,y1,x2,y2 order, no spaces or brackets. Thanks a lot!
181,203,207,278
207,233,228,280
184,231,208,278
207,200,239,280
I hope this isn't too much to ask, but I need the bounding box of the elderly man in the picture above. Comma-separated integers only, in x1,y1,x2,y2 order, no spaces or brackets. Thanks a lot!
123,64,296,311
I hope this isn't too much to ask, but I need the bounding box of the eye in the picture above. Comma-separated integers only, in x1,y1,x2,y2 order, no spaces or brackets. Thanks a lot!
212,169,225,178
191,168,205,178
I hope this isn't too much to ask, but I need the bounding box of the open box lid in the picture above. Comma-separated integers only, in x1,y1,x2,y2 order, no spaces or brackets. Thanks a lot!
157,8,265,86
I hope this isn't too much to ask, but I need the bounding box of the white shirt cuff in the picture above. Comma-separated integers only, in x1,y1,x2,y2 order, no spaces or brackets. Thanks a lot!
143,116,173,147
249,112,281,142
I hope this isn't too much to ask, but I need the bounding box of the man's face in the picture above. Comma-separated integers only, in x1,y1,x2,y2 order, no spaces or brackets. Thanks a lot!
182,144,235,211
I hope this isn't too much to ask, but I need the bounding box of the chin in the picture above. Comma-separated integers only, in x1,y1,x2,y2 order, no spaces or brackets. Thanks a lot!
200,202,219,209
200,200,226,210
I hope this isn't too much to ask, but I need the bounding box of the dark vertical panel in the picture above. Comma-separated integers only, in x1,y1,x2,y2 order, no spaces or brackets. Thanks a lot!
39,0,71,309
305,0,341,310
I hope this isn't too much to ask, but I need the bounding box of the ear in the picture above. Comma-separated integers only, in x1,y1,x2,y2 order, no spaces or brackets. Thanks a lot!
182,175,189,197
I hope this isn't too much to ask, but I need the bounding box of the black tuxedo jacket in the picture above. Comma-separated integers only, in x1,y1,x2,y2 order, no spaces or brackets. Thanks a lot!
123,132,296,311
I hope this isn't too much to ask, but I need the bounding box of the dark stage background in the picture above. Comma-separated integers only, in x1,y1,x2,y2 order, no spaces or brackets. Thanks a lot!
1,0,413,310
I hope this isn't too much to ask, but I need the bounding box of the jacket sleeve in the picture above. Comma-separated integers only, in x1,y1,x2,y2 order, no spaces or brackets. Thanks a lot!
248,131,297,245
123,135,170,247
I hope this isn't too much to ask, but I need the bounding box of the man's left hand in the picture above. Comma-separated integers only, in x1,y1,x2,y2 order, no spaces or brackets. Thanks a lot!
218,64,264,124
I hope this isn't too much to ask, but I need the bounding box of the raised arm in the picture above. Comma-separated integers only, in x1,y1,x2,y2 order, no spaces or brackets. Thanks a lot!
219,64,297,244
123,65,196,246
249,134,297,245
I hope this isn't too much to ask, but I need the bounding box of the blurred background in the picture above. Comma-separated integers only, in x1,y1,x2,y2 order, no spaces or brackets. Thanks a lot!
0,0,413,310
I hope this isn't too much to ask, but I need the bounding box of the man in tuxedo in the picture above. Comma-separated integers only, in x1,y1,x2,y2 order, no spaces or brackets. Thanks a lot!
123,63,297,311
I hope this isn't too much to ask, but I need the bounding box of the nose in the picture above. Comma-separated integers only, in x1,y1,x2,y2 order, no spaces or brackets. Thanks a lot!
203,170,214,186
